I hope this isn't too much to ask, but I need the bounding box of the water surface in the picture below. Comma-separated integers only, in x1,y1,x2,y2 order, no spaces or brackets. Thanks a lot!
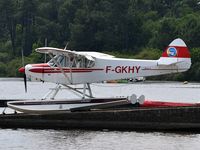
0,79,200,150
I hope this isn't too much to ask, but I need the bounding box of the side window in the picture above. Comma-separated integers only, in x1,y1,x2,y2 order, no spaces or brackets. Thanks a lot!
77,57,95,68
87,60,95,68
48,55,95,68
65,57,70,67
58,56,64,66
48,55,64,67
48,55,59,67
83,58,95,68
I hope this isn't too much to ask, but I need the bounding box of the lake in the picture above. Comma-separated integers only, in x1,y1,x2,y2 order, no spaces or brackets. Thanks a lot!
0,78,200,150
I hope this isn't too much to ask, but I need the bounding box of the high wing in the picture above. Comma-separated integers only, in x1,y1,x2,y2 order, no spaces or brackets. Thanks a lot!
35,47,95,61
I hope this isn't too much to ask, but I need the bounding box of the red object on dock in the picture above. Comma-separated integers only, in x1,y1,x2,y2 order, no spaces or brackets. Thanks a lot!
141,100,197,107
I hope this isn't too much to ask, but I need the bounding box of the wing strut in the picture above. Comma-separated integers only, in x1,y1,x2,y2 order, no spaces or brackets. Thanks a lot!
42,84,94,100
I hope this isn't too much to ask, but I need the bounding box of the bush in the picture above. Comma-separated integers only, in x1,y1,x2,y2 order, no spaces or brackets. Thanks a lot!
133,48,162,60
0,62,6,76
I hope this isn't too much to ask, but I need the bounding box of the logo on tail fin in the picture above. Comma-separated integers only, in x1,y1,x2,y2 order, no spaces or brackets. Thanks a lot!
167,47,177,57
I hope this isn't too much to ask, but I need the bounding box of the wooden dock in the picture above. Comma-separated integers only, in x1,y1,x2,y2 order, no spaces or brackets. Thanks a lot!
0,106,200,131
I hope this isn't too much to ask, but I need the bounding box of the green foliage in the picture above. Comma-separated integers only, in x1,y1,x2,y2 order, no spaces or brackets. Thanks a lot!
6,58,22,77
0,52,10,62
133,48,162,60
0,62,6,76
0,0,200,81
186,62,200,81
104,51,136,59
191,48,200,63
105,48,162,60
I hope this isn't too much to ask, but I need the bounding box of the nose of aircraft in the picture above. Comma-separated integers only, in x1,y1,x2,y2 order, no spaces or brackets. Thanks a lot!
19,67,25,73
18,65,28,93
19,65,32,93
19,64,33,74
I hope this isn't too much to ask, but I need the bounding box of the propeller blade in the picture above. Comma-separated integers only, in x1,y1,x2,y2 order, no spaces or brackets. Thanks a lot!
24,73,27,93
21,49,27,93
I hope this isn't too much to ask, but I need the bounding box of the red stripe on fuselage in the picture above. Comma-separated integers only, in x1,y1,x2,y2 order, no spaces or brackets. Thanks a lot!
29,67,104,73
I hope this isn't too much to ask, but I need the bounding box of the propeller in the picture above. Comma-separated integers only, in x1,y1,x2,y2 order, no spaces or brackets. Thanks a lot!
23,72,27,93
20,48,27,93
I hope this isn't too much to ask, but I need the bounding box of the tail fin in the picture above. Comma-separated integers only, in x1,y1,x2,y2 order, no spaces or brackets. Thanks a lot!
161,38,190,58
158,38,191,72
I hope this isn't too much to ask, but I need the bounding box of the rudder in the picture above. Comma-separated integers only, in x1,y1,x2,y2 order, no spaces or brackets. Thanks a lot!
161,38,190,58
158,38,191,71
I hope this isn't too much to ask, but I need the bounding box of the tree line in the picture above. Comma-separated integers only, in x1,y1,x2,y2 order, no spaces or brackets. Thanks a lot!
0,0,200,81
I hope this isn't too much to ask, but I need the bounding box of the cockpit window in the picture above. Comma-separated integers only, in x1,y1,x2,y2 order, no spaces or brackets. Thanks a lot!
48,55,95,68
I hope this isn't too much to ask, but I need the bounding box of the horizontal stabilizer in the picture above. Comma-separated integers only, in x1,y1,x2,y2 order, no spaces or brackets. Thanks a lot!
157,57,181,66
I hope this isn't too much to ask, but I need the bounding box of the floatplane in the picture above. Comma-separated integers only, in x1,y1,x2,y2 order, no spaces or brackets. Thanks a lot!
7,38,195,114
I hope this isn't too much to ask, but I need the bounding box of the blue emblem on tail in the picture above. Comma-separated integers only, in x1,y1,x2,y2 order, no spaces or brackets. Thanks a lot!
167,47,177,57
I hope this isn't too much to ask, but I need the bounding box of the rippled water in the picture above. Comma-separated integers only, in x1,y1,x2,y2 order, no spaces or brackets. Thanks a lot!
0,129,200,150
0,78,200,150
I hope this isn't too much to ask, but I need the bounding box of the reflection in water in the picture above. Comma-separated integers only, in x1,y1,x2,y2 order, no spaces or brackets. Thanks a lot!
0,129,200,150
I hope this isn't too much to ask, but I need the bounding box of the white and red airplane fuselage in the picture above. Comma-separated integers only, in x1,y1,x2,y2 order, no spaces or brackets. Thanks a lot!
19,38,191,85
